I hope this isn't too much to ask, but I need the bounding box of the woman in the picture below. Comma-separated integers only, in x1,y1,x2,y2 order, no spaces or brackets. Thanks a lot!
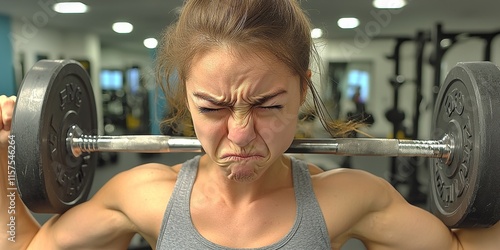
1,0,499,249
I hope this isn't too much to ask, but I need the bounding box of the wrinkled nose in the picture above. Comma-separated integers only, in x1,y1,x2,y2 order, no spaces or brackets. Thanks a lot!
227,114,256,147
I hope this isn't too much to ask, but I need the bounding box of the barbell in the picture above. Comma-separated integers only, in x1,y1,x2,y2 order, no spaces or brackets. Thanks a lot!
7,60,500,228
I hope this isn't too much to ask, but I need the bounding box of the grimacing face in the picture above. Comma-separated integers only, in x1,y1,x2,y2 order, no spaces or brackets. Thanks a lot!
185,47,306,183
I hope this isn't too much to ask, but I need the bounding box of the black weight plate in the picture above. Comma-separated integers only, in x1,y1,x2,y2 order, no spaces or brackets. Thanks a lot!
11,60,97,213
430,62,500,228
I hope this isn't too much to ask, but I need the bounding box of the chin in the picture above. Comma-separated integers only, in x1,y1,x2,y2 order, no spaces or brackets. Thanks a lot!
225,162,262,183
227,171,259,183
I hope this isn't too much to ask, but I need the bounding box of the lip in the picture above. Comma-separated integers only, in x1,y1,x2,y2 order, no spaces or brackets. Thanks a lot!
221,154,263,160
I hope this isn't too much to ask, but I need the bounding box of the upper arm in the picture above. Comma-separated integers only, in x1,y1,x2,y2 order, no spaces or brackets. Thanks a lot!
345,172,457,250
29,163,177,250
315,169,458,250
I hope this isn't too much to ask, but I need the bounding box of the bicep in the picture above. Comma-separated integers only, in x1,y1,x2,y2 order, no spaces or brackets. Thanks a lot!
29,174,138,249
35,203,135,249
353,182,457,250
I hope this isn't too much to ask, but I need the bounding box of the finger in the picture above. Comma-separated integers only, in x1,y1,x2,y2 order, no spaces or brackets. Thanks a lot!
0,95,5,131
1,96,16,131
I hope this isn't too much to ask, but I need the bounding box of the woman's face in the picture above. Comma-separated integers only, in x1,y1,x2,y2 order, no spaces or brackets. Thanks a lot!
185,47,304,183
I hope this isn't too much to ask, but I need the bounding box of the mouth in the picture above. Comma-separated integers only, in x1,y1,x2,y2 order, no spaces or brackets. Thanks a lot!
221,154,263,161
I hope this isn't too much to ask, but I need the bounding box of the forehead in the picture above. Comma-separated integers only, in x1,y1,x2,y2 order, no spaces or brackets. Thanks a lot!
185,47,297,92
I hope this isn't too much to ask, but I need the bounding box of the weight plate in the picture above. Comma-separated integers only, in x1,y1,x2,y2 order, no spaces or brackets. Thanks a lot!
11,60,97,213
430,62,500,227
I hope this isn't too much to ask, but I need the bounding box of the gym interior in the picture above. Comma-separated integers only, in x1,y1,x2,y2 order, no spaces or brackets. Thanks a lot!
1,1,499,249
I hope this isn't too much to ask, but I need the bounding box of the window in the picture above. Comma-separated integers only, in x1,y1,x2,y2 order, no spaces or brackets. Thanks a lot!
100,69,123,91
346,69,370,103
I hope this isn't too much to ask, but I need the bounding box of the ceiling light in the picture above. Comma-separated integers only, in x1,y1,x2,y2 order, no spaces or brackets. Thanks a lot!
373,0,407,9
143,38,158,49
311,28,323,39
53,2,88,14
337,18,360,29
112,22,133,34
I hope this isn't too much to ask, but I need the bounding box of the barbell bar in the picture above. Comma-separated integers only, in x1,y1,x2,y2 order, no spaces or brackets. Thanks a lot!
67,124,453,159
8,60,500,229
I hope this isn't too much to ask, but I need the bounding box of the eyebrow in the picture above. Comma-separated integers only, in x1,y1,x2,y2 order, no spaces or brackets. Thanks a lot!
192,90,287,107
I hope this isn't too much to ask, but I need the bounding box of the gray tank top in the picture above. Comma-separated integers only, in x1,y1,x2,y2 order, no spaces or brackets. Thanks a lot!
156,156,331,249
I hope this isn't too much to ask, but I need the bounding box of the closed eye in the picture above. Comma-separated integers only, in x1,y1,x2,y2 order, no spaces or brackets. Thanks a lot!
259,105,283,110
198,105,282,113
198,107,222,113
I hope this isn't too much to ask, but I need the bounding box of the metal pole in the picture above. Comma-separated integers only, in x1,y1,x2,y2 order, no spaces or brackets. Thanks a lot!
68,125,453,162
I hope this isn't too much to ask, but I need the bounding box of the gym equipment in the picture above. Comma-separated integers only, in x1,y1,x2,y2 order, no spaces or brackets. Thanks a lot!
8,60,500,228
11,60,97,215
431,23,500,103
429,62,500,228
384,37,421,199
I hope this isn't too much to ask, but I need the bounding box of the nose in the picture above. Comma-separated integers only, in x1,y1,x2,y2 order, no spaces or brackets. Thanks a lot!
227,113,256,147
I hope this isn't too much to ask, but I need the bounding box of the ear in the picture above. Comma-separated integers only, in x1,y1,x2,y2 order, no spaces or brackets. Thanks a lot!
300,70,311,104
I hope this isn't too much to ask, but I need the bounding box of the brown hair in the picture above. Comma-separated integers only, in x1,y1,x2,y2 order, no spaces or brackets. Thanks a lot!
156,0,357,137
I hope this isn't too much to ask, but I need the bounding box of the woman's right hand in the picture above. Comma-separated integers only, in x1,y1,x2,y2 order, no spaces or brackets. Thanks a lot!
0,95,16,150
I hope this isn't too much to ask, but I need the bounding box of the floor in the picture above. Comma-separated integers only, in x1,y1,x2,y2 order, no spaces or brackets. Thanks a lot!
32,150,431,250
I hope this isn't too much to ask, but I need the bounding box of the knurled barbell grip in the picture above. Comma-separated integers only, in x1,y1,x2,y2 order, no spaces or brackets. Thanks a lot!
286,136,452,161
72,135,202,155
68,125,453,161
67,125,203,157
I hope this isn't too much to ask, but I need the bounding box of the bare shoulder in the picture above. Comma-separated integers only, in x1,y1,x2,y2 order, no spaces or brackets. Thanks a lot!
97,162,180,202
312,168,390,190
306,163,325,175
312,168,400,213
112,162,181,187
34,162,186,249
311,168,398,244
312,168,396,212
311,169,460,249
105,162,182,207
94,162,183,241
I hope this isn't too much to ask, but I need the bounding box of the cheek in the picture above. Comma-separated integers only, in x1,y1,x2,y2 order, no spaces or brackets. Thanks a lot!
256,108,299,148
193,118,225,135
187,98,218,134
190,112,227,151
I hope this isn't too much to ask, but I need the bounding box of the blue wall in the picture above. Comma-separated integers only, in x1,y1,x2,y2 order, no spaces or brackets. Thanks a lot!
148,48,168,135
0,15,15,96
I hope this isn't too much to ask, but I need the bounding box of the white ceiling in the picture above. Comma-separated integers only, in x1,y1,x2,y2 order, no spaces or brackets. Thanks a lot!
1,0,499,52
